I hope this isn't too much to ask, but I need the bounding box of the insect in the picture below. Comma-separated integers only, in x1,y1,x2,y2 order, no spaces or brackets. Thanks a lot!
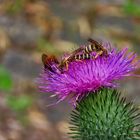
58,52,94,72
58,47,85,72
42,53,59,73
58,38,108,72
86,38,108,58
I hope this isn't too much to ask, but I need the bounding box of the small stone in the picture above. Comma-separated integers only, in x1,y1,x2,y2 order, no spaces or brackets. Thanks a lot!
2,50,41,80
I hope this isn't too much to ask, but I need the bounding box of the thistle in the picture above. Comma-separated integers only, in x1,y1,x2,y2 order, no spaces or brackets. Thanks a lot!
37,40,140,139
69,89,140,140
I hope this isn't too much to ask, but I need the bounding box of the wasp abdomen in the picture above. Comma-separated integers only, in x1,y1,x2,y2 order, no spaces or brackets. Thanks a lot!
74,53,91,60
84,44,96,53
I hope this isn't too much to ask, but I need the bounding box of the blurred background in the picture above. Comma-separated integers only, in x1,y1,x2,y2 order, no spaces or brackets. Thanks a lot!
0,0,140,140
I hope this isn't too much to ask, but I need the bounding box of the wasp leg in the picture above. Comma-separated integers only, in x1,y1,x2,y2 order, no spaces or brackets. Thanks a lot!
65,61,69,71
95,50,103,59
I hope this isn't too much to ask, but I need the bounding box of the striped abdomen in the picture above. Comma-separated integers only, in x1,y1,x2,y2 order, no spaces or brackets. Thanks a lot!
84,44,97,53
74,53,91,60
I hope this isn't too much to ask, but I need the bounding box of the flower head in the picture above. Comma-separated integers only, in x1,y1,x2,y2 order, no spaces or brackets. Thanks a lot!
38,42,139,106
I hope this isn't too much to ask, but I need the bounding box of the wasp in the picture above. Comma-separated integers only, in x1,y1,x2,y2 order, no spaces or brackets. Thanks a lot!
58,53,92,72
84,38,108,58
58,52,94,72
58,47,85,72
42,53,59,73
59,53,94,73
58,38,108,72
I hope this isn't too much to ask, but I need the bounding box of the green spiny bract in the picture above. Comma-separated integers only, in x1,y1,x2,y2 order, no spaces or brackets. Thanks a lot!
69,88,140,140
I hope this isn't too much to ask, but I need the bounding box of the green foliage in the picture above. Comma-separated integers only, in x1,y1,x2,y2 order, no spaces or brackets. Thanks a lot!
0,66,12,92
37,38,60,55
6,95,32,112
69,88,140,140
37,38,53,52
6,95,33,125
123,0,140,17
6,0,25,15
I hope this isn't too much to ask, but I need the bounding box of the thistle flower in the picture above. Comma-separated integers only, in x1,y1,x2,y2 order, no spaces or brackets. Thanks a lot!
38,42,139,106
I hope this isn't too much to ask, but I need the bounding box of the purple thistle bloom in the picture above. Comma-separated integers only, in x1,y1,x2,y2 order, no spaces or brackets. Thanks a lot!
38,42,140,106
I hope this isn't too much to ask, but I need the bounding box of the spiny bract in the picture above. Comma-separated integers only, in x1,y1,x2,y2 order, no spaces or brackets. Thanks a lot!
69,89,140,140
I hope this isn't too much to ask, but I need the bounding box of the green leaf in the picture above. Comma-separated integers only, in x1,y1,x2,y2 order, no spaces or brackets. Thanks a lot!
6,0,25,15
0,66,12,92
37,38,53,51
7,95,32,112
123,0,140,17
37,37,60,54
